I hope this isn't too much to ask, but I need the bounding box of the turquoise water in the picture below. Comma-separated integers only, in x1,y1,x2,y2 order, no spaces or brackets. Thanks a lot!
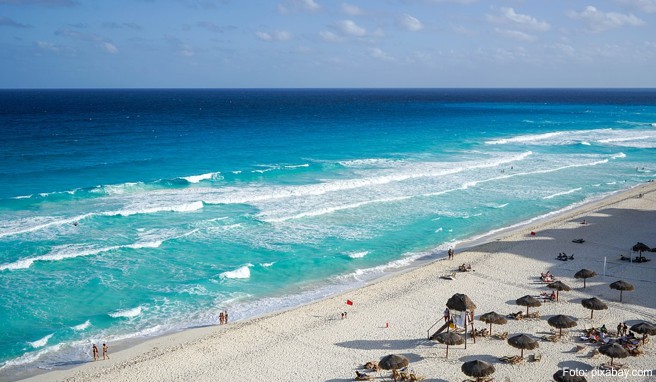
1,89,655,378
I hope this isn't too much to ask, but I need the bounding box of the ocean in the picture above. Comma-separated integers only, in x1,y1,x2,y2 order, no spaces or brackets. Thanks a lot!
1,88,655,379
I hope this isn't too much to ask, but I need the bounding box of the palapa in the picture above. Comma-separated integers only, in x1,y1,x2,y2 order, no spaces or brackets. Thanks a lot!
630,322,656,344
516,295,542,315
446,293,477,312
547,281,571,301
581,297,608,319
479,311,507,335
547,315,577,337
609,280,634,302
598,342,628,366
434,331,464,358
574,269,597,288
379,354,409,370
507,333,539,358
632,242,650,253
461,360,495,381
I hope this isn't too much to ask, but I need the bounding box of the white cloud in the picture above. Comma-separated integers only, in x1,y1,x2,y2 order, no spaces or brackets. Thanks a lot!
36,40,65,53
494,28,536,42
369,47,394,61
341,3,363,16
337,20,366,36
399,14,423,32
568,6,645,32
102,42,118,54
620,0,656,13
256,30,292,42
319,30,342,42
278,0,320,14
487,7,550,31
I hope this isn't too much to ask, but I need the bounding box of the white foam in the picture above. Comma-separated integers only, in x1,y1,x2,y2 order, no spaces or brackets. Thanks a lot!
110,201,204,217
182,172,220,183
28,333,54,348
486,131,565,145
0,240,165,271
284,163,310,169
219,264,252,279
346,251,369,259
202,151,533,206
260,262,276,267
98,182,145,195
108,306,142,318
71,320,91,331
542,187,582,200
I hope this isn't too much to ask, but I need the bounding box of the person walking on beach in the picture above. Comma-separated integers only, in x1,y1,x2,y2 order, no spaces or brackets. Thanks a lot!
224,310,229,324
443,308,450,322
92,344,99,361
219,311,224,325
102,343,109,360
448,248,454,260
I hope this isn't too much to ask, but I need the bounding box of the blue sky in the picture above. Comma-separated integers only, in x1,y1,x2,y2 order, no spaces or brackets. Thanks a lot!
1,0,655,88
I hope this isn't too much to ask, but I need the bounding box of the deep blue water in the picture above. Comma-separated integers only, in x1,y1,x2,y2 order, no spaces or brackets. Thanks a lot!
1,89,655,379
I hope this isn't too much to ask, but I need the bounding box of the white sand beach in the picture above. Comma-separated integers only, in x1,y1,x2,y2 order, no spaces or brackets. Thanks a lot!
22,182,656,382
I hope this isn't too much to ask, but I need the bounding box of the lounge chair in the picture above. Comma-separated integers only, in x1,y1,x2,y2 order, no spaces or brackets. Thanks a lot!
572,238,585,243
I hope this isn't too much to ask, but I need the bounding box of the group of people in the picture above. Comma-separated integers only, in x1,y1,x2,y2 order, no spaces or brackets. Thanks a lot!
617,322,629,337
219,310,229,325
458,263,472,272
91,343,109,361
556,252,574,261
540,271,555,282
340,312,348,319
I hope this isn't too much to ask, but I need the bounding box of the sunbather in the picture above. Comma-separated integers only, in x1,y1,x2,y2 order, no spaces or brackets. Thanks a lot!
355,370,372,380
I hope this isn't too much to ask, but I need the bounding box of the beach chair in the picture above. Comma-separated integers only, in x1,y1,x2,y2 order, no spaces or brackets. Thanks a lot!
528,353,541,362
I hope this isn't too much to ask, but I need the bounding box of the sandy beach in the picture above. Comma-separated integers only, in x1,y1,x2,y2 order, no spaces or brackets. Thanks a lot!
21,182,656,382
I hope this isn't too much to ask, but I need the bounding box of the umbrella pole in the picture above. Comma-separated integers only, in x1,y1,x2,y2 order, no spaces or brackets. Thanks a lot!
556,291,559,302
464,315,468,350
489,323,492,335
620,291,623,302
590,309,594,319
446,345,449,358
471,311,476,344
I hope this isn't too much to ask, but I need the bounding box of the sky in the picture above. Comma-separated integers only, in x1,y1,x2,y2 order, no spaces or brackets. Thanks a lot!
0,0,655,88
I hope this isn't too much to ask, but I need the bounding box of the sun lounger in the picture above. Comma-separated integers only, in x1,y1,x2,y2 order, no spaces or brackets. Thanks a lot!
572,238,585,243
500,355,524,364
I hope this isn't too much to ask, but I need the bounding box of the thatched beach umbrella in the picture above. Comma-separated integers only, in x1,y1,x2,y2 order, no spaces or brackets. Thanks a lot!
479,311,507,335
547,281,571,301
547,315,577,337
379,354,409,370
461,360,495,382
632,242,650,254
434,331,464,358
598,342,628,366
581,297,608,319
609,280,634,302
630,322,656,344
553,369,587,382
508,334,539,358
516,295,542,315
574,269,596,288
446,293,477,312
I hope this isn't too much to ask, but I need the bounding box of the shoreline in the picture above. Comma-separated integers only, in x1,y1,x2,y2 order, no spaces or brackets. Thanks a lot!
15,181,656,381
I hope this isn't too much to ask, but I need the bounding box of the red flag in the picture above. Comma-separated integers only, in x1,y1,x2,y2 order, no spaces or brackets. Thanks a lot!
346,299,353,306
